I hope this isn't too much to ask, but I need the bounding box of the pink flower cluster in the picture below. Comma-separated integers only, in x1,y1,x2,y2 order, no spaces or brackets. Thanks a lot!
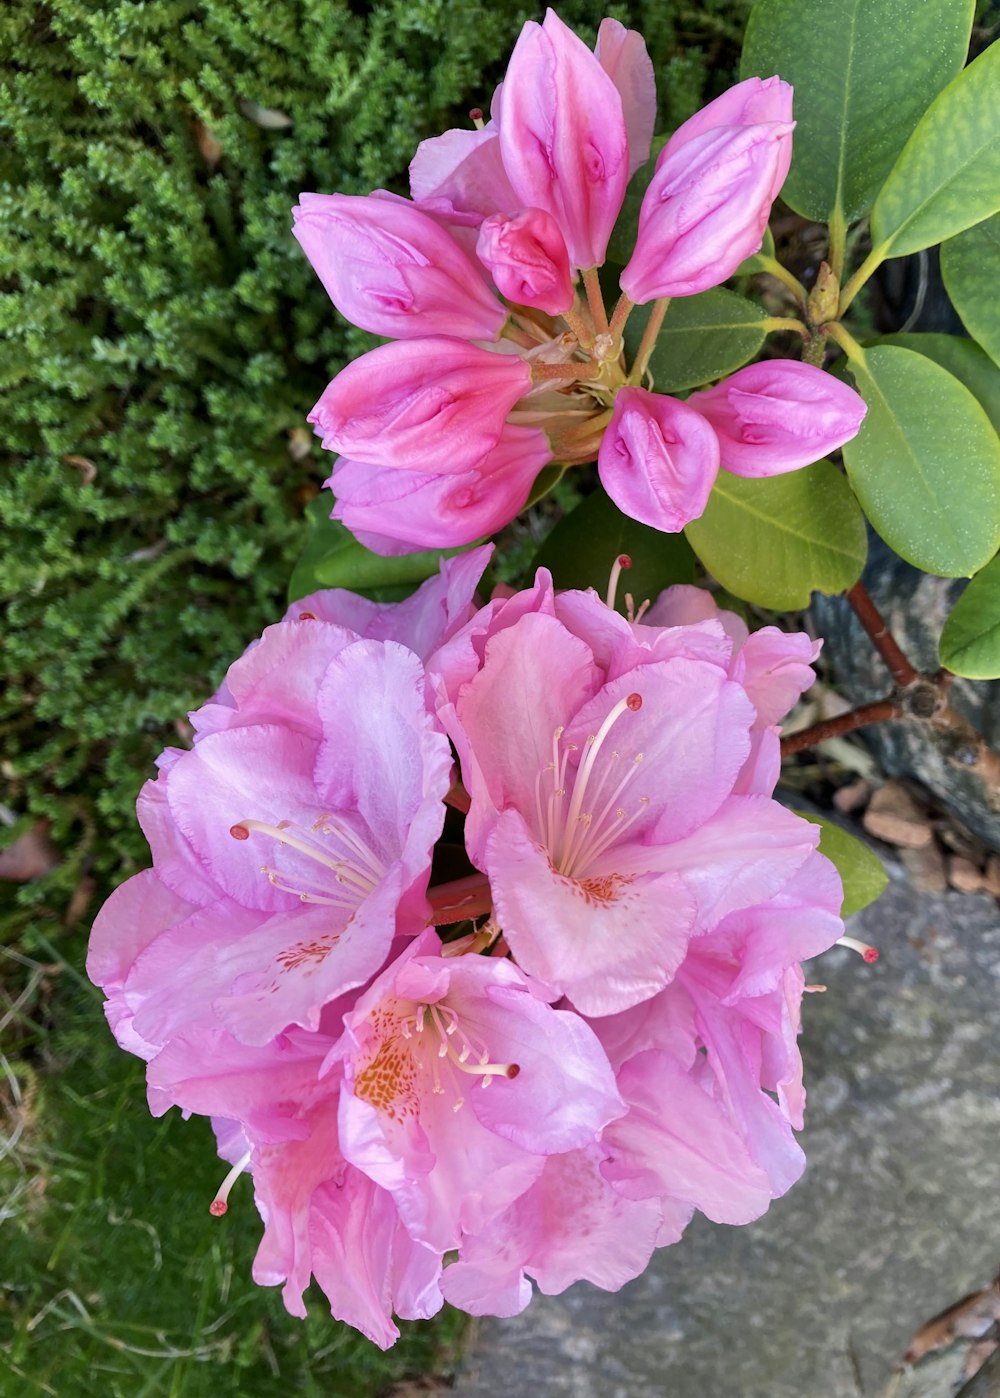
89,551,847,1347
294,10,866,553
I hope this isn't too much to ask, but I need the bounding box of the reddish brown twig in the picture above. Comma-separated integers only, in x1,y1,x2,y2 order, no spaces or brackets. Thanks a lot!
427,873,492,925
780,699,904,757
845,582,920,687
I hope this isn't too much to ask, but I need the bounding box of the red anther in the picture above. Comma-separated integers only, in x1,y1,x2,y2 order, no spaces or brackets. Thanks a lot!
229,823,250,841
469,107,483,122
617,553,633,570
296,610,317,621
626,692,643,711
863,947,879,964
209,1200,228,1216
506,1064,521,1080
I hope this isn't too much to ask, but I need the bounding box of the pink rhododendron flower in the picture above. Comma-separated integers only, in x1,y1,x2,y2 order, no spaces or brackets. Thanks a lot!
434,575,823,1017
289,14,867,552
330,929,624,1250
686,359,869,477
90,558,857,1347
598,386,721,531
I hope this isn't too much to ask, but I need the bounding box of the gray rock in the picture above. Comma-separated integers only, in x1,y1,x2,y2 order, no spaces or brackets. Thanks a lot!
813,541,1000,850
455,869,1000,1398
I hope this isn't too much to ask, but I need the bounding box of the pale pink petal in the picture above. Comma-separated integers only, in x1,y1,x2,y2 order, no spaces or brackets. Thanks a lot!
604,1050,775,1224
409,125,517,224
486,807,696,1016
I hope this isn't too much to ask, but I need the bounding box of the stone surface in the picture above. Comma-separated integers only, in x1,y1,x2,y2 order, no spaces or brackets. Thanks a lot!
455,868,1000,1398
813,541,1000,851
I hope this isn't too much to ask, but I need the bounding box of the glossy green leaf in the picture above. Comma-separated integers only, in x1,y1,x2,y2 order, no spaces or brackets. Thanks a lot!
840,344,1000,576
866,334,1000,437
871,39,1000,258
941,213,1000,370
288,495,470,602
533,488,696,608
625,289,768,393
741,0,972,224
684,461,867,609
792,811,889,917
939,552,1000,677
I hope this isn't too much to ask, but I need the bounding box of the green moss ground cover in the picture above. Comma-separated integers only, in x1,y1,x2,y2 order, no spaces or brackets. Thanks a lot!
1,3,749,1390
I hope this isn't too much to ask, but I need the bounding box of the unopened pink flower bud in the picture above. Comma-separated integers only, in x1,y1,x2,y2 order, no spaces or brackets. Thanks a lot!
409,125,518,227
686,361,867,477
293,192,506,341
598,387,721,532
309,338,532,477
620,79,794,302
330,424,552,554
499,9,629,270
476,208,574,315
659,75,793,167
594,18,656,178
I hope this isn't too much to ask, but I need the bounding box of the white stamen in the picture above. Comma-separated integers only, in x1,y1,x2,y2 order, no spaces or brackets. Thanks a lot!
605,554,632,610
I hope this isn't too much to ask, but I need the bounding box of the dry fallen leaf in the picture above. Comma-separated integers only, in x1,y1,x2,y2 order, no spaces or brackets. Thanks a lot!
903,1276,1000,1366
0,824,59,881
62,454,97,486
863,780,933,850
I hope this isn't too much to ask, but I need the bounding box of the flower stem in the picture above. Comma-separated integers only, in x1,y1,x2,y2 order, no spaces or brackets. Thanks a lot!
608,291,634,342
581,267,610,337
628,297,670,384
764,316,809,339
564,298,595,349
839,242,890,317
758,257,808,308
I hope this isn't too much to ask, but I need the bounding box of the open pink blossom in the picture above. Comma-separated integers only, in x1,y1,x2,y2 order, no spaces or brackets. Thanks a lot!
309,337,532,479
91,629,452,1051
434,579,822,1016
292,193,506,342
686,359,868,477
329,930,624,1251
597,849,844,1224
440,1142,662,1317
598,386,721,531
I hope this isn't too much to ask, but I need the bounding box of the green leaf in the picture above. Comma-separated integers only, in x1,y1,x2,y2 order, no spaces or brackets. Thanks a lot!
792,811,889,917
287,495,470,602
840,344,1000,576
939,551,1000,677
684,461,867,609
941,213,1000,370
871,39,1000,258
741,0,972,224
532,488,696,608
625,289,768,393
865,333,1000,437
